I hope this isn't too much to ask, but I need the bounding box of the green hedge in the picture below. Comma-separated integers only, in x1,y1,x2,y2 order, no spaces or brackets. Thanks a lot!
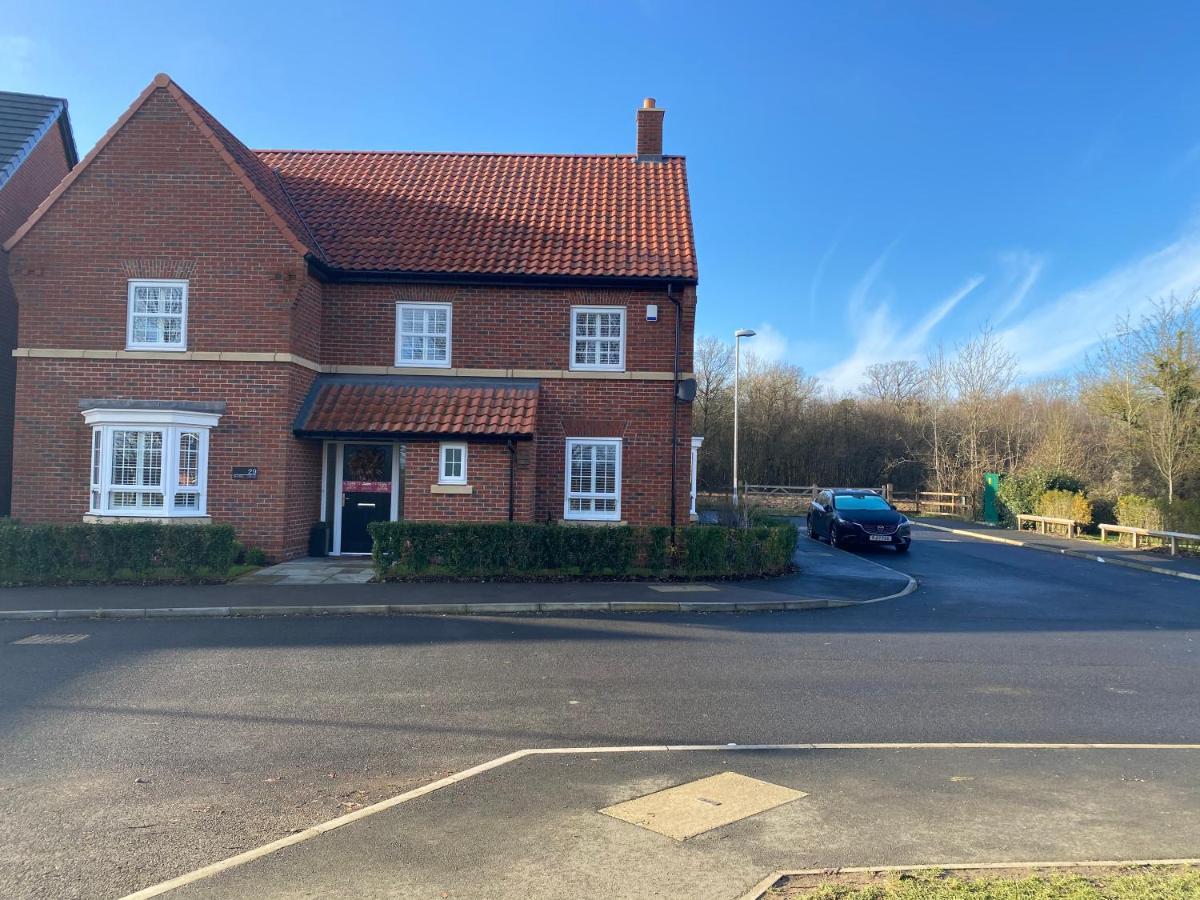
369,522,798,580
0,521,239,585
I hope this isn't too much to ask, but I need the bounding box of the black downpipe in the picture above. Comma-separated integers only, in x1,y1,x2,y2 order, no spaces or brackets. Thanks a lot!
506,440,516,522
668,284,683,530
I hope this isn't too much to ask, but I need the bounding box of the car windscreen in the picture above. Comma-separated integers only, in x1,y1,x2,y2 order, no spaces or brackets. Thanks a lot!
832,494,891,511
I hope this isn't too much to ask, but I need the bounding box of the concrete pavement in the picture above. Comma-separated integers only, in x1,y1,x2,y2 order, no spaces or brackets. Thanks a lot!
0,530,914,619
913,517,1200,581
1,529,1198,898
158,746,1200,900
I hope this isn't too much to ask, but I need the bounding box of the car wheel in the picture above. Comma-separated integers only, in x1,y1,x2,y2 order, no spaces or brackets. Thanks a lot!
828,524,840,548
807,515,817,539
895,542,910,554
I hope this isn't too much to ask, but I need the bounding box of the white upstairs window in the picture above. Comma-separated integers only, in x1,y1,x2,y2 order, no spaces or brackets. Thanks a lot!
570,306,625,371
83,408,220,517
396,302,452,367
564,438,621,521
127,280,187,350
438,442,467,485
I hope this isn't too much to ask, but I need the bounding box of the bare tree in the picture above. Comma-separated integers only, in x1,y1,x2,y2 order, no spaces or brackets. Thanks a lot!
861,360,925,412
1133,297,1200,503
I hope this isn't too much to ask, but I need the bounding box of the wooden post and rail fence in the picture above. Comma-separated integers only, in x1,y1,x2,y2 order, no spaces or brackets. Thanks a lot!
696,484,971,518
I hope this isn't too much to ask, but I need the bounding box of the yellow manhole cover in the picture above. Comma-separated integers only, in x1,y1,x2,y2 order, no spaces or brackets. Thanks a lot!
600,771,806,841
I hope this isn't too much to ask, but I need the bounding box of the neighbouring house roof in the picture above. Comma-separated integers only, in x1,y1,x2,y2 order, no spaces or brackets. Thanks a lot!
294,376,539,438
258,149,697,281
0,90,78,192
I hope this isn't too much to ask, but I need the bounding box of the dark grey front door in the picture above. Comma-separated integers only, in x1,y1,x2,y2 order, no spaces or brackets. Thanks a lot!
340,444,393,554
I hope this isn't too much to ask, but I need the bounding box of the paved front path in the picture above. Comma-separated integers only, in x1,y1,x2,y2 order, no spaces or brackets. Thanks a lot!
0,532,913,615
170,747,1200,900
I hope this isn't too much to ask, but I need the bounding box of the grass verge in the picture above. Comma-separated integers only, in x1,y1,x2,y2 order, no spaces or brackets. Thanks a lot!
764,865,1200,900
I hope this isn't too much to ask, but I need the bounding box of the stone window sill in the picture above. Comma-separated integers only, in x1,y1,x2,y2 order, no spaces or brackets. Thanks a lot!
430,484,473,495
83,514,213,525
558,519,628,527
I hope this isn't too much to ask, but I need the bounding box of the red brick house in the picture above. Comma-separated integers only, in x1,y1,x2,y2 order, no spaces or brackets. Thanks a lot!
0,91,78,515
3,75,698,559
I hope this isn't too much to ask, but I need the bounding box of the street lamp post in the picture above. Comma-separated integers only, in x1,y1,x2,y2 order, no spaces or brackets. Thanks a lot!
732,328,756,508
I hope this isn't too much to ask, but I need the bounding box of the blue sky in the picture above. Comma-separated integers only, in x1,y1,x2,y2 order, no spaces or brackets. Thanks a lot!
6,1,1200,391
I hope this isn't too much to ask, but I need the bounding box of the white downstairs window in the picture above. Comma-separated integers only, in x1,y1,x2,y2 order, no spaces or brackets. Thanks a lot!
83,408,221,517
127,280,187,350
564,438,621,521
396,302,452,367
438,442,468,485
570,306,625,371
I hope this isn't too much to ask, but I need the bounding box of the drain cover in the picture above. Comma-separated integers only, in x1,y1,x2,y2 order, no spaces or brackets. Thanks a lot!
600,771,806,841
11,633,89,645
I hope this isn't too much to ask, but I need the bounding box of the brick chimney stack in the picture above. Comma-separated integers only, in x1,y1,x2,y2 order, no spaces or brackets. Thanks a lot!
636,98,665,162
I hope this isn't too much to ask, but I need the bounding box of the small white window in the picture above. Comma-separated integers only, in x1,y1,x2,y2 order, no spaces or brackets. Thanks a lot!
438,442,467,485
396,302,452,367
570,306,625,371
564,438,621,521
127,280,187,350
82,408,220,517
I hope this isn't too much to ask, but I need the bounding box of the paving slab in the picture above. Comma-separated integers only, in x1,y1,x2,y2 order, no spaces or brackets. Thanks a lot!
166,747,1200,900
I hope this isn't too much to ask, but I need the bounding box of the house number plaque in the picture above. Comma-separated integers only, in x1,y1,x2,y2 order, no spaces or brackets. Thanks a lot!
232,467,259,480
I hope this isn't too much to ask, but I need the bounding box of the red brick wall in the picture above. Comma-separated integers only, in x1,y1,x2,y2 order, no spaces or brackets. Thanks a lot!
402,439,535,522
0,122,72,243
0,122,74,515
4,81,699,549
11,357,318,559
534,379,693,525
8,89,305,354
322,282,695,373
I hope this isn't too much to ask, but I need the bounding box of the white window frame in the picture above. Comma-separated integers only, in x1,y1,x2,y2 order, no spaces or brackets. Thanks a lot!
569,306,626,372
438,442,468,485
563,437,622,521
126,279,188,351
82,408,220,518
395,301,452,368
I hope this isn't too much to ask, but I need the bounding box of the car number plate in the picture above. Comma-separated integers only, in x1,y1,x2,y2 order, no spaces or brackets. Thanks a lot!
869,534,892,542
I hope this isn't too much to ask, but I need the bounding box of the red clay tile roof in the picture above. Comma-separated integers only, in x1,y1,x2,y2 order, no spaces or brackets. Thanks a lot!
257,150,697,280
295,378,538,437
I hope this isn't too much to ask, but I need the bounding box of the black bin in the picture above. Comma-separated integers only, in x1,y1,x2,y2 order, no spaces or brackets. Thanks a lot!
308,522,329,557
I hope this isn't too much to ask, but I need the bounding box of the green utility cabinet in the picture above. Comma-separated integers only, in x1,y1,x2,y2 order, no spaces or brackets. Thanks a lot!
983,472,1000,524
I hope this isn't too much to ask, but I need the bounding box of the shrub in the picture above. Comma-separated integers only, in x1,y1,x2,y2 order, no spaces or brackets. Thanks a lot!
1162,498,1200,534
369,521,798,580
996,469,1085,526
244,547,268,566
1035,489,1093,526
1116,495,1165,531
0,522,238,585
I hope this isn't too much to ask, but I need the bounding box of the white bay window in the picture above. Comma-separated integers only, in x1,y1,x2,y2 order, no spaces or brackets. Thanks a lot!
82,407,220,518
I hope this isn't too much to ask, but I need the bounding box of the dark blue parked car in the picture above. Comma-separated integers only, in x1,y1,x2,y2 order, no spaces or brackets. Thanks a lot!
807,489,911,552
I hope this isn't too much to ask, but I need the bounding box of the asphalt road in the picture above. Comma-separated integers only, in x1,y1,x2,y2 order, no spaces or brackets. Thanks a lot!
1,531,1197,898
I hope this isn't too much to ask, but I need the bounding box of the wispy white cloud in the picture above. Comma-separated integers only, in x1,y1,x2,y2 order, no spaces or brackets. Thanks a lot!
745,322,790,363
807,237,840,321
0,36,36,89
998,225,1200,377
993,250,1044,325
816,263,983,394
